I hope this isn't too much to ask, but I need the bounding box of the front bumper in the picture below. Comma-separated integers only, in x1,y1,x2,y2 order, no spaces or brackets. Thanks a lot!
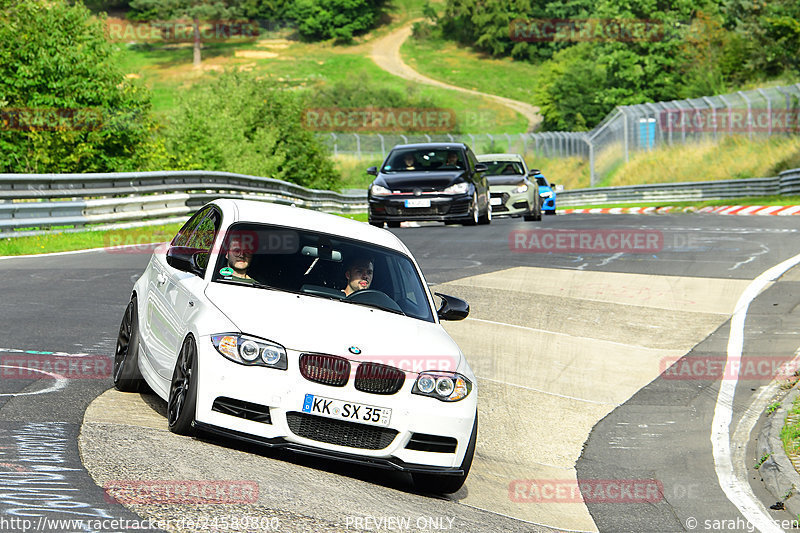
489,188,532,216
194,338,477,471
541,196,556,211
368,194,471,223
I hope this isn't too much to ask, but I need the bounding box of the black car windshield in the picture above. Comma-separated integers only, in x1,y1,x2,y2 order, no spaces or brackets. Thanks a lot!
535,175,549,187
381,148,464,172
212,223,435,322
482,160,524,175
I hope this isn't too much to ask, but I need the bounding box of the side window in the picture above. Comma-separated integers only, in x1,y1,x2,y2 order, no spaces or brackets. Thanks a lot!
177,208,221,275
466,149,479,170
171,207,209,247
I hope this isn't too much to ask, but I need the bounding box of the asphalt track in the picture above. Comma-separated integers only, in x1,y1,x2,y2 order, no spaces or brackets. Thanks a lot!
2,213,800,532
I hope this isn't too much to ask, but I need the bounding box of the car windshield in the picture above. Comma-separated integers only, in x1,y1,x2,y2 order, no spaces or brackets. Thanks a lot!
381,148,464,172
482,160,524,176
212,223,435,322
535,175,549,187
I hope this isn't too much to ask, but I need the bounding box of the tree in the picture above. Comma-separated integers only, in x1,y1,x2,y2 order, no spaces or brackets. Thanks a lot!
159,71,340,190
0,0,152,172
287,0,385,43
128,0,247,66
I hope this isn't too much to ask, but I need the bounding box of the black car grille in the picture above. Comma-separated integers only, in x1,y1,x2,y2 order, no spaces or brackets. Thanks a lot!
286,411,398,450
448,202,470,215
386,205,450,216
405,433,458,453
212,397,271,424
300,354,350,387
355,363,405,395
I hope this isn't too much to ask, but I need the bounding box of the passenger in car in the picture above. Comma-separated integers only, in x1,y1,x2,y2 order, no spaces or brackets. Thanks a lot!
342,256,374,296
223,236,256,283
443,151,462,168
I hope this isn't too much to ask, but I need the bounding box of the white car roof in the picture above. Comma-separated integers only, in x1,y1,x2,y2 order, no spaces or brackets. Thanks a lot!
212,199,411,255
477,153,525,162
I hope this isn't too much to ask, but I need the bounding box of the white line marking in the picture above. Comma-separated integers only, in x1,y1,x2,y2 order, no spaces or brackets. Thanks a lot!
477,376,614,406
0,242,164,260
711,252,800,533
0,365,68,396
465,317,678,350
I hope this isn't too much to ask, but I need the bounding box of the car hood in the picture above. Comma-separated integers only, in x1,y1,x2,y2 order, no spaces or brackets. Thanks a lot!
378,170,465,190
488,175,526,186
205,283,463,372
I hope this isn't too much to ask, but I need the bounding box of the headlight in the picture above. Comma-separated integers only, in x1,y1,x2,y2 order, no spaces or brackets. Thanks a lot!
211,334,287,370
443,182,469,195
413,372,471,402
371,184,392,196
539,190,553,198
512,183,528,194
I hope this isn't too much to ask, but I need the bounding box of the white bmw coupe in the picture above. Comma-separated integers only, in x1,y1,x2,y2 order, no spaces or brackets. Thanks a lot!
113,199,478,493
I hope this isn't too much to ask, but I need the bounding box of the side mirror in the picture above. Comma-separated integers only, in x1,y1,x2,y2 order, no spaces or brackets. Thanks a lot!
434,292,469,321
474,163,488,173
166,246,205,277
553,184,563,192
528,169,537,176
367,166,378,176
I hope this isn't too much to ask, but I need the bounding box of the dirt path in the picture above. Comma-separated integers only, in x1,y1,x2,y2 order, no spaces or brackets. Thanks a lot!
370,22,542,132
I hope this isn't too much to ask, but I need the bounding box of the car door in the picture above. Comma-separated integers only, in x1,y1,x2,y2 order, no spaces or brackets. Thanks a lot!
153,206,221,379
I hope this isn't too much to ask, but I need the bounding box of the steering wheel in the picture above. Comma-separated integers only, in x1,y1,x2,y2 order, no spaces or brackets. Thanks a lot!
345,289,405,314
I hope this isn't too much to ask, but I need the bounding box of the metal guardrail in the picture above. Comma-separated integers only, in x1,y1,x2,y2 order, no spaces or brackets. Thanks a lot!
557,169,800,207
0,171,367,238
3,168,800,237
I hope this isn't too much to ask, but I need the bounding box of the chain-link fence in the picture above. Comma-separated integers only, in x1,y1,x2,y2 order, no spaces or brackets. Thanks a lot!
316,83,800,187
315,132,590,162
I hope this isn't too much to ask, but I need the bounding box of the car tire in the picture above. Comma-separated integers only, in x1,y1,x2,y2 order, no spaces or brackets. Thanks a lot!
168,335,199,436
464,193,479,226
387,221,401,228
478,202,491,225
545,210,556,216
524,205,542,222
113,296,144,392
412,411,477,494
369,221,384,228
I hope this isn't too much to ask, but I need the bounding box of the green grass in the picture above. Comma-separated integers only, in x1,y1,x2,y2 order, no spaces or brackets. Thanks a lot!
113,26,523,132
402,35,541,114
0,213,368,256
781,392,800,458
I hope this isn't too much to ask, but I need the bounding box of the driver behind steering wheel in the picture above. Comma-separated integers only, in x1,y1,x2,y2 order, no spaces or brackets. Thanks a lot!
343,255,374,296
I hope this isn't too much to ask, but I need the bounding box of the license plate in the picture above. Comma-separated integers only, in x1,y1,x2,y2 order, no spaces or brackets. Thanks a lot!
490,197,503,206
404,199,430,208
302,394,392,427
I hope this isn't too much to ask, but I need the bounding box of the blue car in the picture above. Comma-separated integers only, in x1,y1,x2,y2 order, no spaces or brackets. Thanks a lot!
532,170,557,215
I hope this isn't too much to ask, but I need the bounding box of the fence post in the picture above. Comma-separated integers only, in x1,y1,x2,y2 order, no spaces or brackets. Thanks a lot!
621,107,630,162
354,133,361,158
377,133,385,159
588,137,595,186
702,97,717,141
738,91,752,139
757,88,771,136
719,95,733,136
330,133,338,157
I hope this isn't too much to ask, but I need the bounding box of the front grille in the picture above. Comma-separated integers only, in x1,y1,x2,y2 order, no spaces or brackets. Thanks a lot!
300,354,350,387
212,397,271,424
286,411,398,450
448,202,470,215
386,205,450,216
405,433,458,453
355,362,405,395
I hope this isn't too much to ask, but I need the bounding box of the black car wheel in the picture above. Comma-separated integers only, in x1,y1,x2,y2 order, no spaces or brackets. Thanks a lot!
463,193,479,226
478,201,491,225
412,411,477,494
113,297,144,392
369,221,384,228
524,203,542,221
168,335,199,436
387,221,401,228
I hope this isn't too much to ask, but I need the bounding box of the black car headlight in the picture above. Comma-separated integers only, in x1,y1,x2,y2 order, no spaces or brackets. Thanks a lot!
412,372,472,402
211,334,287,370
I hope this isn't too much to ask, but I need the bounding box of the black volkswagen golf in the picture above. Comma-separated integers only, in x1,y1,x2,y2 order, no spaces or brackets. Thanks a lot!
367,143,491,227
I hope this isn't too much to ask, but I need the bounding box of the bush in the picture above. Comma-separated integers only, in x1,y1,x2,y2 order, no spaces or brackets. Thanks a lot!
0,0,152,173
158,72,340,190
287,0,385,43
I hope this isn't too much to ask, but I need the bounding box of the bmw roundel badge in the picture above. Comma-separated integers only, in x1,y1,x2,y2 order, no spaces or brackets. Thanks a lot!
348,346,362,355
